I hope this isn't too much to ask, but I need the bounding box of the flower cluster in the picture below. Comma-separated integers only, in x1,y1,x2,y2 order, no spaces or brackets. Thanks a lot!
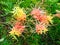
9,6,54,39
9,6,26,38
31,8,53,34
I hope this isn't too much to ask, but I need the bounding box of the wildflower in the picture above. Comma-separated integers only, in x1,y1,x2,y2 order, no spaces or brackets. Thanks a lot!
9,28,21,37
9,22,25,37
12,6,26,21
32,14,49,25
36,23,48,34
31,8,48,23
39,15,49,24
31,8,41,16
47,15,53,24
31,8,53,25
31,8,46,16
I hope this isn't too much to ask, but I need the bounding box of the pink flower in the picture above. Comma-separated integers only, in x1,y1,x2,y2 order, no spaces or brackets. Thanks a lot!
31,8,49,24
36,23,48,34
14,22,25,33
33,14,49,25
39,15,49,24
31,8,41,16
9,22,25,36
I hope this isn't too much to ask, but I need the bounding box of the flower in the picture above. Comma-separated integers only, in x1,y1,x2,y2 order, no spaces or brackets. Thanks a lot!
47,15,53,24
9,28,21,37
31,14,49,25
12,6,26,21
31,8,48,23
31,8,53,25
31,8,41,16
36,23,48,34
31,8,46,16
39,15,49,25
31,8,53,34
9,22,25,37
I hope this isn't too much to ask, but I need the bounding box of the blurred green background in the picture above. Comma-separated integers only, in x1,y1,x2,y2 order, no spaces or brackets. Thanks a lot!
0,0,60,45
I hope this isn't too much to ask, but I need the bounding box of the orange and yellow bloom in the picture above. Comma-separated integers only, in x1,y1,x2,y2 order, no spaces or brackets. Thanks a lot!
9,22,25,37
12,6,26,21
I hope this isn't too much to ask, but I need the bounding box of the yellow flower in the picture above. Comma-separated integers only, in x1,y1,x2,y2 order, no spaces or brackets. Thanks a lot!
37,28,48,34
43,28,48,34
12,6,26,21
9,28,21,37
36,23,48,34
47,15,53,24
9,22,25,37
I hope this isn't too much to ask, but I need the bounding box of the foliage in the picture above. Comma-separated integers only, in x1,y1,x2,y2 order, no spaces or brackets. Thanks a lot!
0,0,60,45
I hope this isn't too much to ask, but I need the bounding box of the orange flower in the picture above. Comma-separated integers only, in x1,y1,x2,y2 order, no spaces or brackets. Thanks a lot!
39,15,49,25
36,23,48,34
12,6,26,21
9,22,25,37
31,14,49,25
